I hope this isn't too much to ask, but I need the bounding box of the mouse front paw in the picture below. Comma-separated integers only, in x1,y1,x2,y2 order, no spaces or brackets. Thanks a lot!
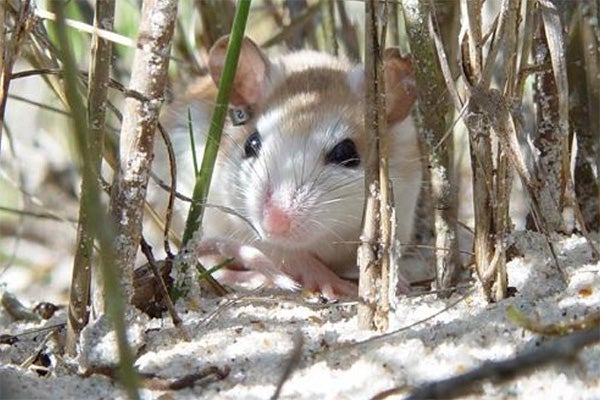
194,237,299,290
281,255,357,299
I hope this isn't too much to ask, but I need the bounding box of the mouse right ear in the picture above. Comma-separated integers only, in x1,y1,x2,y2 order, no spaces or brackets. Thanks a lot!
208,36,270,107
347,49,417,124
382,49,417,124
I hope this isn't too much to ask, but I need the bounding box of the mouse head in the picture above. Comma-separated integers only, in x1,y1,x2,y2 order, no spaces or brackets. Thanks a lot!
208,36,417,250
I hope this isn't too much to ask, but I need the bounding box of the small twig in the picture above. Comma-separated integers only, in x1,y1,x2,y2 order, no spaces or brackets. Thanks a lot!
0,0,33,155
405,284,473,298
156,122,177,258
10,68,150,102
0,205,77,223
142,365,231,390
428,8,463,110
19,330,55,370
33,8,136,50
404,243,474,256
0,322,66,345
260,2,322,48
263,0,285,28
86,364,230,389
7,93,70,115
335,0,360,61
400,327,600,400
140,238,190,342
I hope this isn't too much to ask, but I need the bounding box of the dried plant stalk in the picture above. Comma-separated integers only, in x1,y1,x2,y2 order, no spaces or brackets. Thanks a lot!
464,88,496,300
48,2,139,396
0,1,7,154
0,0,32,155
196,0,235,49
357,0,389,331
388,1,400,47
403,0,460,296
66,0,115,355
463,0,491,300
335,0,360,62
405,326,600,400
489,0,517,296
261,2,321,49
570,1,599,232
460,0,521,301
107,0,178,305
284,0,317,50
321,0,338,55
528,4,569,232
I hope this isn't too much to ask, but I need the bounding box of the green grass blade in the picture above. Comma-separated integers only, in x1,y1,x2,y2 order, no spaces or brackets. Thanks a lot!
181,0,252,246
187,107,199,176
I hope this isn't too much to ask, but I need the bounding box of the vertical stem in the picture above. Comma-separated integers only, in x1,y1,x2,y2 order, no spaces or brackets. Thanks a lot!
388,1,400,47
0,0,32,155
403,0,460,296
49,3,139,397
196,0,236,48
0,1,6,156
357,0,387,331
462,0,503,301
466,107,494,300
181,0,252,247
66,0,115,356
322,0,338,55
494,147,510,300
335,0,360,62
108,0,178,303
528,6,566,232
570,3,599,231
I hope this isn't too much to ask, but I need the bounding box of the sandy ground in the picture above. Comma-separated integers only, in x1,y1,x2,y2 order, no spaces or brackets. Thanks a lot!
0,232,599,399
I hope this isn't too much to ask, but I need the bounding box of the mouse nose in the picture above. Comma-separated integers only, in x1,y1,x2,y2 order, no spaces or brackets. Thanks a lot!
263,203,291,235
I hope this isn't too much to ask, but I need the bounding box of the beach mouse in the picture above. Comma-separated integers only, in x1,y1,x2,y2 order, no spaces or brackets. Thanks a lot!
156,36,422,298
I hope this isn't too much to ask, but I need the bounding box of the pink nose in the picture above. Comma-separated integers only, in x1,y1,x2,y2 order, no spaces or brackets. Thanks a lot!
263,205,291,235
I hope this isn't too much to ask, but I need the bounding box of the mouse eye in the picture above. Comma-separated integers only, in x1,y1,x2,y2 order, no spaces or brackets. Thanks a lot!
325,139,360,168
243,131,261,158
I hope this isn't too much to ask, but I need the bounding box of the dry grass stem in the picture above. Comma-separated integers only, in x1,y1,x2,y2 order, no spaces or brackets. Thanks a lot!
0,0,32,155
66,0,115,356
357,0,388,331
33,7,136,49
197,0,235,49
404,0,461,296
336,0,360,62
107,0,178,305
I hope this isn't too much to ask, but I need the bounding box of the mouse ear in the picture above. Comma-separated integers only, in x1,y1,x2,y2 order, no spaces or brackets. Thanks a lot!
208,36,270,106
383,48,417,123
348,49,417,124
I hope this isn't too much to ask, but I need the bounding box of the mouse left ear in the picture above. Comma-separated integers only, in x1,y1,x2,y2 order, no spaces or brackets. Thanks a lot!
208,35,271,107
348,49,417,124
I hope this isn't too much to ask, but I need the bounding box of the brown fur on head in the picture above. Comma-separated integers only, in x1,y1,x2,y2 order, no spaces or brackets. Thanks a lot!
207,35,417,125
